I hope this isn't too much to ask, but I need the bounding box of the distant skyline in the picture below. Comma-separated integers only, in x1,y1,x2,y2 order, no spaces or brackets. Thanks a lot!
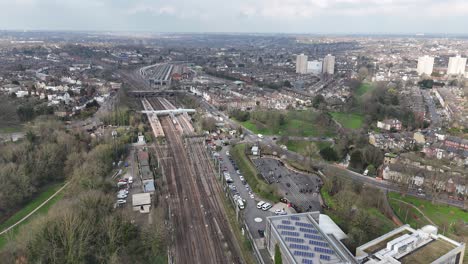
1,0,468,34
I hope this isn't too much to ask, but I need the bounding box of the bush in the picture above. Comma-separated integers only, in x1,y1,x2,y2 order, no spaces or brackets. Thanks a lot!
320,146,339,161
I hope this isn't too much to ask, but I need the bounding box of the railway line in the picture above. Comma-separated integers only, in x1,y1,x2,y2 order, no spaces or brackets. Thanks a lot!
147,97,242,264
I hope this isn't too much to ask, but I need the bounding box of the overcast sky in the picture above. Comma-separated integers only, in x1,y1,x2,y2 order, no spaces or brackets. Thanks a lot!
1,0,468,34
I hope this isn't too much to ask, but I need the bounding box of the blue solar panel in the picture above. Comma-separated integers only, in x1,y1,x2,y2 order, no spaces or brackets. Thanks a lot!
291,215,300,221
309,240,329,248
281,231,300,237
295,222,314,228
293,251,314,258
314,247,334,255
320,254,331,261
285,237,304,243
282,220,292,225
300,227,318,234
277,224,295,231
302,259,314,264
290,243,309,250
304,234,323,240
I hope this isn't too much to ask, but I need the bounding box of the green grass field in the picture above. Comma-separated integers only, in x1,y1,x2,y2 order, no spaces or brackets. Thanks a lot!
330,112,364,129
280,140,331,156
0,125,24,134
241,113,335,137
0,183,65,248
388,192,468,228
356,83,375,97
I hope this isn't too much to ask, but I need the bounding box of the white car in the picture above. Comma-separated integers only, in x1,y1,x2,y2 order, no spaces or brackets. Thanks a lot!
236,170,241,175
257,201,266,209
275,209,287,215
262,203,272,211
117,193,127,199
128,176,133,184
226,151,230,156
116,199,126,204
258,134,264,139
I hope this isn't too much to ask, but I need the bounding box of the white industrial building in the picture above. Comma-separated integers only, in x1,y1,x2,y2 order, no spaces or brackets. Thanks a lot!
417,55,434,76
447,55,467,75
265,212,356,264
357,225,465,264
307,60,323,74
296,54,308,74
323,54,335,75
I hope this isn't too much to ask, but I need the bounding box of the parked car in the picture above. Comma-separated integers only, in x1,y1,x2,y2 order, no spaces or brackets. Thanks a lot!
275,209,287,215
128,176,133,184
117,193,127,199
258,229,265,237
262,203,272,211
257,201,265,209
116,199,126,204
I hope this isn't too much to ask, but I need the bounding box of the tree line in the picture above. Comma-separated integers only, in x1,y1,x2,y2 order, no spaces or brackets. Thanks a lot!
0,119,167,263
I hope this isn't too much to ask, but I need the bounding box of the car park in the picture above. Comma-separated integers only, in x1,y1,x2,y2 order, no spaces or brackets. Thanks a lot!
257,201,265,209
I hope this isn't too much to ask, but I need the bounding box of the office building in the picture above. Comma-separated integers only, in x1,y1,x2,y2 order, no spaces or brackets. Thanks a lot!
307,60,322,74
323,54,335,74
296,54,308,74
265,212,356,264
357,224,465,264
447,55,467,75
417,55,434,76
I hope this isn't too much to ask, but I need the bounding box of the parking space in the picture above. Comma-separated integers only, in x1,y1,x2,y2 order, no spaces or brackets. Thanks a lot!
252,157,322,212
218,146,280,241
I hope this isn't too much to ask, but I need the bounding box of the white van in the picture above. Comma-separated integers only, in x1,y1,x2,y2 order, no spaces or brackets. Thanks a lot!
262,203,272,211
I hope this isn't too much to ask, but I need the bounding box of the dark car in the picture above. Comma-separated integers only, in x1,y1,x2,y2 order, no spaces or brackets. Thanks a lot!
258,229,265,237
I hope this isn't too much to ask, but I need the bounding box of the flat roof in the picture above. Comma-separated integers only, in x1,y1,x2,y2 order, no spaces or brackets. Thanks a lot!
268,212,355,264
132,193,151,206
399,239,457,264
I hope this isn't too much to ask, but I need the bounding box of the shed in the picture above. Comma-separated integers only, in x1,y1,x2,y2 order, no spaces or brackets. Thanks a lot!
132,193,151,213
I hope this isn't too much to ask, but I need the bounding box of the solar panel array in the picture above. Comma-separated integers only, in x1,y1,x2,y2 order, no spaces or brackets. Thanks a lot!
285,237,304,243
305,234,324,241
314,247,334,255
274,215,339,263
293,250,315,258
278,224,295,231
281,230,300,237
295,221,314,228
290,243,310,251
290,215,300,221
309,239,329,247
300,227,319,234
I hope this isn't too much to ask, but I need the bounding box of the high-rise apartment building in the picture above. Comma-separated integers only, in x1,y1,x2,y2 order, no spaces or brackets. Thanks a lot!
417,55,434,76
296,54,308,74
322,54,335,74
447,55,467,75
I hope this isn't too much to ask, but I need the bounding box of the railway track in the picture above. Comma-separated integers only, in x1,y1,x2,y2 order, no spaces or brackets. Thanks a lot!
147,97,243,264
